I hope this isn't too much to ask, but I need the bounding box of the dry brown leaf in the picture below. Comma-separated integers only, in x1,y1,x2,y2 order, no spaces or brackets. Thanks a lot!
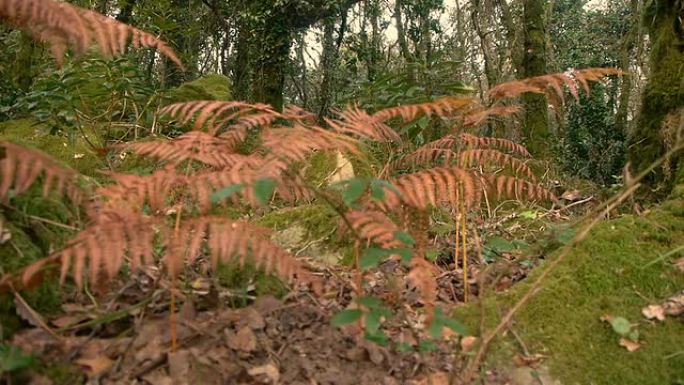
675,257,684,272
167,350,191,385
226,326,257,352
642,304,666,321
560,189,582,201
460,336,478,352
411,372,449,385
619,338,640,352
75,356,114,376
248,363,280,383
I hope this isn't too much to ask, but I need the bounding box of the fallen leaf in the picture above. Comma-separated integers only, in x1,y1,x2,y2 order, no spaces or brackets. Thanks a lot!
642,304,666,321
167,350,191,385
248,363,280,383
411,372,449,385
619,338,640,352
460,336,478,352
75,356,114,376
560,189,582,201
674,258,684,272
226,326,257,352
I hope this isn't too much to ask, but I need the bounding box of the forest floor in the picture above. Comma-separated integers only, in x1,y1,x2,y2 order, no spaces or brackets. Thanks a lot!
2,120,683,385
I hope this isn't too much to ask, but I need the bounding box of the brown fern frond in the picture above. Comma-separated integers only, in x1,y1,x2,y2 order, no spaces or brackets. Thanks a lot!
484,174,556,202
488,68,623,102
261,125,360,167
160,101,279,134
459,133,531,157
0,0,182,67
0,141,83,204
344,210,404,249
51,209,157,288
97,165,183,211
168,217,320,291
390,148,459,170
127,131,256,168
283,105,318,124
376,166,482,211
406,257,438,318
372,97,479,122
463,105,522,127
458,149,535,180
326,106,401,142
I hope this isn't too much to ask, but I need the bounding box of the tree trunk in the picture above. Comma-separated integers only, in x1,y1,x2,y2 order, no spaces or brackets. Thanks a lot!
615,0,639,134
318,17,337,118
252,17,291,111
628,0,684,192
394,0,413,63
522,0,550,157
232,24,251,102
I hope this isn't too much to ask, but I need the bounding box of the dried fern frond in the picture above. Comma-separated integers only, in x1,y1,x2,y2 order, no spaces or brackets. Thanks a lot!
0,141,84,204
127,131,256,168
484,174,556,202
488,68,623,102
458,149,535,180
390,148,460,170
167,217,321,292
375,166,483,211
283,105,318,124
459,133,531,157
406,257,438,318
326,106,401,142
0,0,182,67
97,165,184,211
344,210,404,249
51,209,157,288
261,125,360,168
463,105,522,127
160,101,279,134
372,97,479,122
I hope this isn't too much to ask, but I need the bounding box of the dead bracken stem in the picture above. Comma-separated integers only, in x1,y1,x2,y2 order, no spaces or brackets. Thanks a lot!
459,143,684,384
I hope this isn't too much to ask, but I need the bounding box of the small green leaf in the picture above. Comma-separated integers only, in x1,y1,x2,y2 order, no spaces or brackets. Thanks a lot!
211,184,245,203
365,309,383,334
428,318,444,339
443,318,468,335
342,178,369,206
370,180,399,201
394,248,413,264
628,329,640,342
394,231,415,246
360,247,390,270
418,340,438,352
425,249,439,261
0,344,34,373
397,342,414,353
609,317,631,336
254,178,276,205
356,296,383,309
331,309,363,327
364,331,389,346
519,210,538,219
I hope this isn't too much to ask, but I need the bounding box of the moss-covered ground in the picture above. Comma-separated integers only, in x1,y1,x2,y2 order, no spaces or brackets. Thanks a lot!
456,196,684,385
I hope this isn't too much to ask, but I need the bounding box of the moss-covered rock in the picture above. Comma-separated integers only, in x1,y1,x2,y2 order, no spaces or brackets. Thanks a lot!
0,119,104,177
456,197,684,385
163,74,231,104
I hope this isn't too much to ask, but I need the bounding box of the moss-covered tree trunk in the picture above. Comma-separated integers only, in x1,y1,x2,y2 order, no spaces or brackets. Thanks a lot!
522,0,550,157
252,16,291,111
627,0,684,192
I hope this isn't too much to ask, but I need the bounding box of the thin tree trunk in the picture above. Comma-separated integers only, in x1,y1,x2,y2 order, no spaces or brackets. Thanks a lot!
394,0,412,62
522,0,550,157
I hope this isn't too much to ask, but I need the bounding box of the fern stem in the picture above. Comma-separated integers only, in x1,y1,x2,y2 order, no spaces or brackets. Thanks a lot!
461,196,468,303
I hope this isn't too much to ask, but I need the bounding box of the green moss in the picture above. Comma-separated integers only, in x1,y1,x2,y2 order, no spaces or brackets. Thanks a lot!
0,119,104,177
256,204,339,242
40,362,83,385
303,151,337,187
455,198,684,385
163,74,231,103
0,214,63,338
